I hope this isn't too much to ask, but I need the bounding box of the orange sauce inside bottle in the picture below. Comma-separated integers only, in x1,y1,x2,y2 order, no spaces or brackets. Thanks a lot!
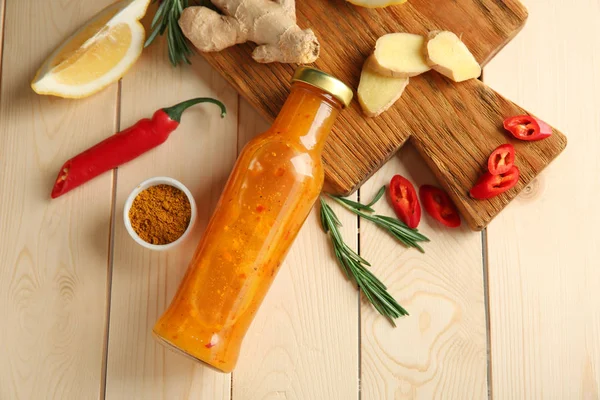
153,82,344,372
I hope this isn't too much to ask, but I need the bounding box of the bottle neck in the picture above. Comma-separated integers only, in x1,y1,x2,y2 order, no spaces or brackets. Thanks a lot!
270,82,343,154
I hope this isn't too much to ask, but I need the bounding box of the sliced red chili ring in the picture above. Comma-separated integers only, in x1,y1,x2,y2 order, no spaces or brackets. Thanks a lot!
388,175,421,229
419,185,461,228
533,117,553,139
487,144,515,176
503,115,552,141
470,166,520,200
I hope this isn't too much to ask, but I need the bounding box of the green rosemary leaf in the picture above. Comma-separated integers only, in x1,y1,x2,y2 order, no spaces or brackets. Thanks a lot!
366,185,386,208
332,196,375,212
375,215,430,241
322,200,342,227
166,24,177,64
150,0,167,30
144,25,162,48
319,202,330,233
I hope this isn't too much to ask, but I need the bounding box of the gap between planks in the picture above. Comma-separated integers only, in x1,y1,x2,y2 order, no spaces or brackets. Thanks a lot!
100,79,123,400
479,70,493,400
481,229,493,400
357,189,362,400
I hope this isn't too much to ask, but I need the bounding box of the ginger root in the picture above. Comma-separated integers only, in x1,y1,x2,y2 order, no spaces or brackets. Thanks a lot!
372,33,431,78
425,31,481,82
358,56,409,117
179,0,320,64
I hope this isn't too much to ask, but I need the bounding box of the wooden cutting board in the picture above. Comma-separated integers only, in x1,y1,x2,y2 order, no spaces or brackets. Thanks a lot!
198,0,567,230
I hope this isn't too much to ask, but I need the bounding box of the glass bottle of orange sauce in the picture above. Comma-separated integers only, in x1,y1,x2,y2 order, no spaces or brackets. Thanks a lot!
152,67,353,372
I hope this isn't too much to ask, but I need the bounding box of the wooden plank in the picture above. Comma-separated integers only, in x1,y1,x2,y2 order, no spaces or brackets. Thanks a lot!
485,0,600,397
231,100,359,399
0,0,116,398
195,0,527,202
359,146,488,399
103,35,239,399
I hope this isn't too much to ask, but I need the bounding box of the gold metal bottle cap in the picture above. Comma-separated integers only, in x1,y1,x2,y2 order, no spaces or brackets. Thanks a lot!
291,66,354,108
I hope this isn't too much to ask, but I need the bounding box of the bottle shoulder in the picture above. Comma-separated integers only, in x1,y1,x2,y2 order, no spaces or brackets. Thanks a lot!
238,134,323,184
243,132,306,154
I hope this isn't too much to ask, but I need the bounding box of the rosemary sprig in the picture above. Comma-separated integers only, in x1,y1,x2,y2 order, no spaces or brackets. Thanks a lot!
329,188,429,253
333,185,386,213
319,198,409,325
146,0,210,66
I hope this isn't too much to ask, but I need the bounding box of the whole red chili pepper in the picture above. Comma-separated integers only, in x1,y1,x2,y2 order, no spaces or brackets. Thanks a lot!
419,185,461,228
51,98,226,199
470,166,520,200
487,143,515,176
503,115,552,141
388,175,421,229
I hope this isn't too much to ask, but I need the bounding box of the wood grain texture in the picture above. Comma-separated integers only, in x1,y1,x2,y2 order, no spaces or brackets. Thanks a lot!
0,0,116,398
359,147,487,399
195,0,555,231
485,0,600,397
231,100,359,400
103,32,238,399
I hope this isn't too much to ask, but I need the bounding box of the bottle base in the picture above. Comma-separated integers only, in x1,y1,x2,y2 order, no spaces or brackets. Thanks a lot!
152,331,231,373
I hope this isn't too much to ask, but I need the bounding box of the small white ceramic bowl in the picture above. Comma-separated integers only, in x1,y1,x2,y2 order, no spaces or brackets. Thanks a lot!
124,177,197,251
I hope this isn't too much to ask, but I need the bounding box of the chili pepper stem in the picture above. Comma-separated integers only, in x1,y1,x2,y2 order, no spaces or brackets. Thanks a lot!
163,97,227,122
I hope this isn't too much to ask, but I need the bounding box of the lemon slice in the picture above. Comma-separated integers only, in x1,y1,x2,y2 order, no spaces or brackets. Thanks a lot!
31,0,151,98
346,0,407,7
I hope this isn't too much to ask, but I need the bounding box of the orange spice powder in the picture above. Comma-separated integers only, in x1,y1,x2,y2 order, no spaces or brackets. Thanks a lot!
129,184,191,245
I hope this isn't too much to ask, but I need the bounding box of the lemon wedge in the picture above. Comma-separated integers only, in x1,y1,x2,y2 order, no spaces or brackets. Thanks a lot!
31,0,151,98
346,0,407,7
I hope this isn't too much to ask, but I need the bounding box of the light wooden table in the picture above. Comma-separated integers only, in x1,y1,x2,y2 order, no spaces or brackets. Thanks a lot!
0,0,598,399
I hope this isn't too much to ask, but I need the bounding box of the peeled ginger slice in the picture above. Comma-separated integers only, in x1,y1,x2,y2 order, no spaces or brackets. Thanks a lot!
372,33,431,78
346,0,407,8
425,31,481,82
358,56,409,117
